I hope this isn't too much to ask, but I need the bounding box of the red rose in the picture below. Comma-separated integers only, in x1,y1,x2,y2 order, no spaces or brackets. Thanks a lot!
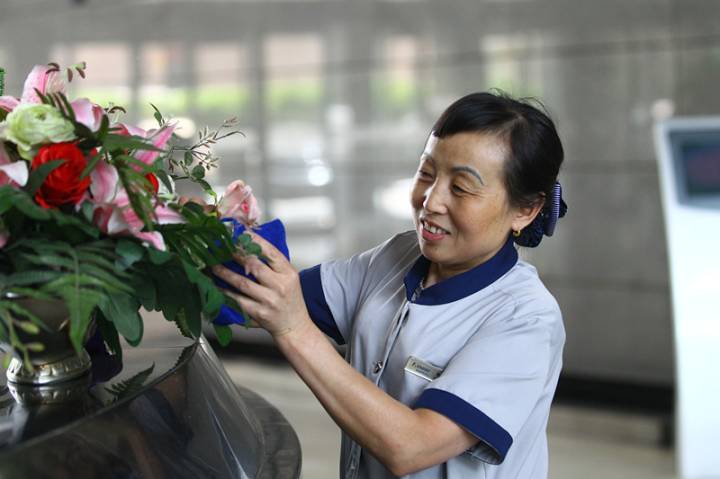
32,143,91,209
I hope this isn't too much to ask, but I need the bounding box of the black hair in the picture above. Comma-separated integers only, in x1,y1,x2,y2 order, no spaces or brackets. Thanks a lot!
431,91,564,210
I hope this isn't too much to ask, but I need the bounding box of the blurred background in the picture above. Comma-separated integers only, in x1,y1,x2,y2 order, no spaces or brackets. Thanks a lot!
3,0,719,477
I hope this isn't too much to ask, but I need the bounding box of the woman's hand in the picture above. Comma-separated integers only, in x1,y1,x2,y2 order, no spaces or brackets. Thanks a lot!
211,232,310,339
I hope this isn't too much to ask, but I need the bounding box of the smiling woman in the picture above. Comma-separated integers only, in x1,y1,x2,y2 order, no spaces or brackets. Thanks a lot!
215,91,568,479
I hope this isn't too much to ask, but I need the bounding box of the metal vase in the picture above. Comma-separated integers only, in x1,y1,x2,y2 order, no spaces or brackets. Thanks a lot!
4,298,92,385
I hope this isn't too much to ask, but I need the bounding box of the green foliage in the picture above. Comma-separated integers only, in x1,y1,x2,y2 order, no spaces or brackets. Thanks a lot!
0,239,133,361
213,324,233,347
163,118,242,206
0,77,252,370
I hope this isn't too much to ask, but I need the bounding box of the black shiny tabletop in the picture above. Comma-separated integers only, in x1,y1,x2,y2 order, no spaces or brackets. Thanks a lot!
0,320,301,478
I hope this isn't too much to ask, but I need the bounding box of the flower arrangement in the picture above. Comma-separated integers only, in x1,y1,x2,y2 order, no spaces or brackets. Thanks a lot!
0,63,260,371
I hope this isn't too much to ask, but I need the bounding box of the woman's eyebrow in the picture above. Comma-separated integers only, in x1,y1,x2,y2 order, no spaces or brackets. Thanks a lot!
452,165,485,185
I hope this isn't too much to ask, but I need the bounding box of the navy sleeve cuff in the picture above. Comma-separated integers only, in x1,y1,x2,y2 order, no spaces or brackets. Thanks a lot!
299,265,345,345
414,388,512,464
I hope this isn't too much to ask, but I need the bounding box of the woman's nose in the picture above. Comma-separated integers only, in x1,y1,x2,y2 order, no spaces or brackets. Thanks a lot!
422,183,447,214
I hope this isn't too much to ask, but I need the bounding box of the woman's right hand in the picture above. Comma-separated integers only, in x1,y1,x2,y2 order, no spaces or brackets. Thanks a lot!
211,232,312,339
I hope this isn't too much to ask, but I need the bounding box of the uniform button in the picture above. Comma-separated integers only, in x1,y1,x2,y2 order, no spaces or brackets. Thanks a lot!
373,361,384,374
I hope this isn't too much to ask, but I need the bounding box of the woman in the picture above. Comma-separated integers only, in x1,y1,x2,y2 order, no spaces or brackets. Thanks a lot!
213,91,567,478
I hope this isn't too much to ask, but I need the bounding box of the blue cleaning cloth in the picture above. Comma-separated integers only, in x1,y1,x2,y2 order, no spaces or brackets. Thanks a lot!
213,218,289,326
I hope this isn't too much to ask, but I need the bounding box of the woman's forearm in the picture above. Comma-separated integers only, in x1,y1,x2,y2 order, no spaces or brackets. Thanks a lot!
274,316,473,476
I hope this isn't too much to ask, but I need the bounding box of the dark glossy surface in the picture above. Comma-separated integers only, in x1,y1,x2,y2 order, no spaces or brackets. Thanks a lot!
0,323,301,478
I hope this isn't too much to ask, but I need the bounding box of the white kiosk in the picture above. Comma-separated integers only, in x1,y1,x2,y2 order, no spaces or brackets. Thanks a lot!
655,118,720,478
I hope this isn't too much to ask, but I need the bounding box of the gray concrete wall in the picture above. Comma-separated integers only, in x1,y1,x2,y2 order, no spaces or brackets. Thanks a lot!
3,0,718,385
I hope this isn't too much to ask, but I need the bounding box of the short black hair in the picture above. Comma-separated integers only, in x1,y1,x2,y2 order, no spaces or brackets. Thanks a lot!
432,91,564,209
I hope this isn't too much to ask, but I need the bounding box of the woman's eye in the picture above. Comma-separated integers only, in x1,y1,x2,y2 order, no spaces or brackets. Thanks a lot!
452,184,467,194
418,170,433,179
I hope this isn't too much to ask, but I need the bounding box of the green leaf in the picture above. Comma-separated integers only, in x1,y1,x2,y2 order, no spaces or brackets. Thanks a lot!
56,92,76,122
130,273,157,311
150,103,164,126
237,234,252,246
213,324,232,346
57,286,102,353
149,264,183,322
245,242,262,256
78,264,134,294
80,201,95,222
191,165,205,179
97,114,110,141
174,309,193,338
0,186,16,214
181,201,206,216
156,169,174,194
22,252,75,269
40,273,116,293
24,159,65,196
12,191,51,219
103,133,162,153
115,239,145,270
180,259,224,317
98,293,143,346
2,270,63,286
80,149,103,179
183,150,193,165
196,179,217,200
147,247,173,265
49,208,100,237
77,249,125,273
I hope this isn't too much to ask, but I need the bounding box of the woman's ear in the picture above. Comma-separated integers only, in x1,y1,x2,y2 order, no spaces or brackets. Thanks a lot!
511,197,544,233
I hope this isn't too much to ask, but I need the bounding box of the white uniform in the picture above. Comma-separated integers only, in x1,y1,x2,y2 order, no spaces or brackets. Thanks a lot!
299,231,565,479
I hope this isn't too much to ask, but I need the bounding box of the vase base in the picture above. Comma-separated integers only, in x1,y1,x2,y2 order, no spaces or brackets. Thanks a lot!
6,350,92,385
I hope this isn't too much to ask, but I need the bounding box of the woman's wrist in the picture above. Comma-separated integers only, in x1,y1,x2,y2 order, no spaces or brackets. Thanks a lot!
271,313,316,348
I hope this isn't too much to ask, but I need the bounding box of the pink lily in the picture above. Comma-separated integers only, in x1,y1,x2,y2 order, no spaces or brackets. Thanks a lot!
0,143,28,187
218,179,261,227
0,143,28,249
89,159,184,251
115,122,176,169
0,65,65,113
71,98,104,132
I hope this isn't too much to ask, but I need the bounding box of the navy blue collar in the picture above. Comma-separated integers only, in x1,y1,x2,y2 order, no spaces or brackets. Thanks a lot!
404,236,518,305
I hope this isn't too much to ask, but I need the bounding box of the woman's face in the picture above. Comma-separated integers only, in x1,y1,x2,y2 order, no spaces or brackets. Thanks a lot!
410,132,529,280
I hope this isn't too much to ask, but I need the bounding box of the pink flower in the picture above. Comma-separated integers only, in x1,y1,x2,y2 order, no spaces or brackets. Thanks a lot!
0,143,27,249
71,98,104,131
0,143,28,187
115,122,176,169
0,65,66,113
218,179,261,227
0,97,19,113
89,159,185,251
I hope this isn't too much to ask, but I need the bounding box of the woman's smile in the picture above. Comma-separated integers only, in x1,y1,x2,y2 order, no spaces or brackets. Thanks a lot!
419,218,451,242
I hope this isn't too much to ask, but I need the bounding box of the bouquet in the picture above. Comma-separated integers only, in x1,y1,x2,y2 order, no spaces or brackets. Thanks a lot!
0,63,261,371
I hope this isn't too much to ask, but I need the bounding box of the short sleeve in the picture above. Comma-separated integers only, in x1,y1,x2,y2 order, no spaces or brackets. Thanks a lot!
298,247,376,345
413,313,557,465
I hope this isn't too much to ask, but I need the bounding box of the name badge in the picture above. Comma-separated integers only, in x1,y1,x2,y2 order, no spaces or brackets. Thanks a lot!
404,356,443,381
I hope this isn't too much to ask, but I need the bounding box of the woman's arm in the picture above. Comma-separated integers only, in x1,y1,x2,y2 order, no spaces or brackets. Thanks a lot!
212,234,478,476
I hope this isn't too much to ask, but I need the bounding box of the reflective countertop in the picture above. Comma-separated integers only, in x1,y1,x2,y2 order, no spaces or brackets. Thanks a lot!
0,320,301,478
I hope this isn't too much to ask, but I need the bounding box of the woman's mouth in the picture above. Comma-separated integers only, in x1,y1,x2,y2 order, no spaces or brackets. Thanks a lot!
421,220,450,241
